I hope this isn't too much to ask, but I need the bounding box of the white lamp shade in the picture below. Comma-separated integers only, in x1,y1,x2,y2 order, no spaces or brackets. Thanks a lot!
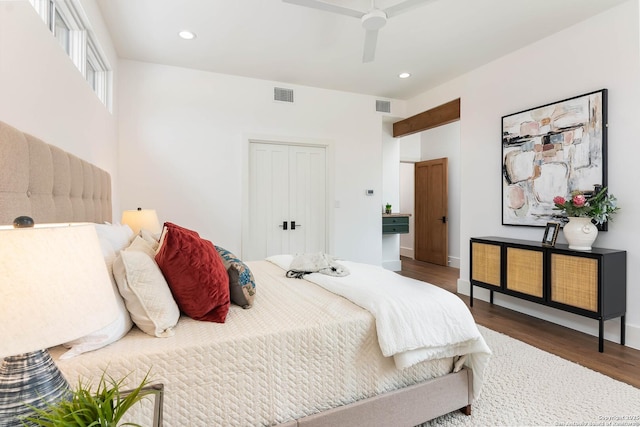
0,225,119,358
121,209,161,235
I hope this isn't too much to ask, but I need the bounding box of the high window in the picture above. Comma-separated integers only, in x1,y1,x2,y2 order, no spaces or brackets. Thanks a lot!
53,8,70,54
29,0,112,112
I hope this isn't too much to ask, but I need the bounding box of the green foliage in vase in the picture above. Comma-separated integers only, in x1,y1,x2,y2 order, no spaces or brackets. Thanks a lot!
23,371,153,427
553,186,619,225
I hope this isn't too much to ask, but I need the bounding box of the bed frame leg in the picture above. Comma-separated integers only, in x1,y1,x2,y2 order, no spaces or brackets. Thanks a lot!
459,405,471,416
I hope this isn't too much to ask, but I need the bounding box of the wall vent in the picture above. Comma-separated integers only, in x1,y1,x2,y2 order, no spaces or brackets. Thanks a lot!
376,100,391,113
274,87,294,103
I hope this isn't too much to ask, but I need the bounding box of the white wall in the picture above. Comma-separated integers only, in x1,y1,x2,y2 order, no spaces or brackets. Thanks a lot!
117,60,403,264
399,162,415,258
407,0,640,349
0,0,120,216
399,134,420,259
382,120,400,216
381,119,401,270
399,134,421,162
421,122,461,267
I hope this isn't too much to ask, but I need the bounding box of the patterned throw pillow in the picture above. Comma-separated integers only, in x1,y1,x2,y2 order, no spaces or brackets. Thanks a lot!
215,246,256,309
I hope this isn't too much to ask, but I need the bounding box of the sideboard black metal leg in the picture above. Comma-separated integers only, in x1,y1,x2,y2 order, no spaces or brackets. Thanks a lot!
621,315,626,345
470,284,474,307
599,319,604,353
490,290,494,305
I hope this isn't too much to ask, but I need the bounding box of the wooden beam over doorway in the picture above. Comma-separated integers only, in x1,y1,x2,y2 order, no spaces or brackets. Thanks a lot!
393,98,460,138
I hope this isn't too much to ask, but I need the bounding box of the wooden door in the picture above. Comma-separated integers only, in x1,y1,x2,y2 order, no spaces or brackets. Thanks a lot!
247,143,326,260
415,158,448,265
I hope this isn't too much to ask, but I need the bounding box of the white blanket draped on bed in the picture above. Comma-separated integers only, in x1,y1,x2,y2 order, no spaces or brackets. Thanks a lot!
267,254,491,398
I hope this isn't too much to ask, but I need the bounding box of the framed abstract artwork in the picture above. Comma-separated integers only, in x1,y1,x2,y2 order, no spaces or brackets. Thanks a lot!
502,89,607,228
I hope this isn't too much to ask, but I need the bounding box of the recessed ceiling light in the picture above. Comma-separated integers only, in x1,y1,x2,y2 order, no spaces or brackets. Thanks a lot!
398,72,411,79
178,30,196,40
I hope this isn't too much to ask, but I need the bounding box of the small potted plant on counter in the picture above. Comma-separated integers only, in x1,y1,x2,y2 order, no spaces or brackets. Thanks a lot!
385,203,392,214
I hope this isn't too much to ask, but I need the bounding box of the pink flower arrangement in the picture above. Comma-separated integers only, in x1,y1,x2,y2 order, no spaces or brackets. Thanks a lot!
553,194,586,208
553,187,619,225
572,194,586,207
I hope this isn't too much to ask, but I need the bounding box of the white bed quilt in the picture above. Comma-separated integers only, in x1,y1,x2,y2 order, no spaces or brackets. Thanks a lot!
267,255,491,398
50,260,455,426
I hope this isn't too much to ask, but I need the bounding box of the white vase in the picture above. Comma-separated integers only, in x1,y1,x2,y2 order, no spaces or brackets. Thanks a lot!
563,217,598,251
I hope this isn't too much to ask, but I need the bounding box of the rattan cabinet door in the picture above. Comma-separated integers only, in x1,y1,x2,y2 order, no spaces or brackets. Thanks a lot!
506,247,543,298
550,253,598,312
471,242,501,288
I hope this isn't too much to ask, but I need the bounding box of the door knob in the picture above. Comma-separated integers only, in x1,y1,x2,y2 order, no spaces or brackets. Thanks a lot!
278,221,288,230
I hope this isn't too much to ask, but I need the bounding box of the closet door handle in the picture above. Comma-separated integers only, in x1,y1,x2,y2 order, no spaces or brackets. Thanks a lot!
279,221,288,230
291,221,302,230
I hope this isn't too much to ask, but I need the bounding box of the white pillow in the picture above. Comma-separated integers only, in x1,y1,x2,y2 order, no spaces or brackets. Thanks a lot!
155,225,168,255
95,223,134,254
113,236,180,337
139,228,160,251
58,291,131,360
93,223,134,284
60,223,135,359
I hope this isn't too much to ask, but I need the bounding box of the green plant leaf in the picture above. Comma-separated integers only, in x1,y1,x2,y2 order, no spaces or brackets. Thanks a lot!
22,369,154,427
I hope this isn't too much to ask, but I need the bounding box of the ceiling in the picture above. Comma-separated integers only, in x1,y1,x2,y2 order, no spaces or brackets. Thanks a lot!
96,0,628,100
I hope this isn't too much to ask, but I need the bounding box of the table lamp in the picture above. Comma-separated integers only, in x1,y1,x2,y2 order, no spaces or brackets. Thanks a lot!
121,208,161,235
0,223,120,425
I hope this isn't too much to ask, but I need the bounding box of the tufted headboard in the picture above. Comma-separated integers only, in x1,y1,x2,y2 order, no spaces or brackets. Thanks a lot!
0,120,112,225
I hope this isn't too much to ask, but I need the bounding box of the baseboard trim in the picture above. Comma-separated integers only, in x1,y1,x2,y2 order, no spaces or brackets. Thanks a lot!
400,247,414,259
457,278,640,351
399,249,460,268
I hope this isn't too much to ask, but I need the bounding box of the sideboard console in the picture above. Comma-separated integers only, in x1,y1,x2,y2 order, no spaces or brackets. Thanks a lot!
469,236,626,352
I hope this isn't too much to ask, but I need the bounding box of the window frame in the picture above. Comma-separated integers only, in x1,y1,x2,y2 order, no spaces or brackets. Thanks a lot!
29,0,112,112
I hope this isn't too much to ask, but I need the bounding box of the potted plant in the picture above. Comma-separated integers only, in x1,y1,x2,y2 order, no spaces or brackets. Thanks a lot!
385,203,392,214
553,186,619,250
23,371,155,427
553,186,619,225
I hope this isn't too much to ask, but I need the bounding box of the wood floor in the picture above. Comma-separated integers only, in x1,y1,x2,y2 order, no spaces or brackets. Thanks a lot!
398,256,640,389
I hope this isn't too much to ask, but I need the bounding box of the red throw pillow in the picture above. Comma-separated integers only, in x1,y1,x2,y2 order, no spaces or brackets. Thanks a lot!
155,222,230,322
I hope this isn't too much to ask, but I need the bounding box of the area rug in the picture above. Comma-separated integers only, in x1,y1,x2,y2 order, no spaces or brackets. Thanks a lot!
423,326,640,426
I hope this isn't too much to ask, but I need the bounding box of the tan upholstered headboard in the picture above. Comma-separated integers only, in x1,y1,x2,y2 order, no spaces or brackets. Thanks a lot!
0,121,112,225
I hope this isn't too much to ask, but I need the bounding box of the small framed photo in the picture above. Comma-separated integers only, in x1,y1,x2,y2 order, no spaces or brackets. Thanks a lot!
542,222,560,247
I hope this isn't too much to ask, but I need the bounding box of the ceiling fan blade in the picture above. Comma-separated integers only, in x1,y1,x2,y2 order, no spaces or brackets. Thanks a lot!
282,0,364,19
383,0,438,18
362,29,378,63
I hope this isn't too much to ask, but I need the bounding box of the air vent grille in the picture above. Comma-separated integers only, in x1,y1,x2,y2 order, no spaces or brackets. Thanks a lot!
376,100,391,113
274,87,294,103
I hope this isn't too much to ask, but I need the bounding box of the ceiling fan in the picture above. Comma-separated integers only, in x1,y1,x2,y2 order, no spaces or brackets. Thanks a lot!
283,0,438,63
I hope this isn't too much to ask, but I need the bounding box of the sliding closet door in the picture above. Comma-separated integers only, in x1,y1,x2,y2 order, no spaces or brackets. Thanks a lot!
247,142,326,260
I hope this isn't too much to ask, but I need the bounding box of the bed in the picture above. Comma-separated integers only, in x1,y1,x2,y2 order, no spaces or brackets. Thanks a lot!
0,120,490,426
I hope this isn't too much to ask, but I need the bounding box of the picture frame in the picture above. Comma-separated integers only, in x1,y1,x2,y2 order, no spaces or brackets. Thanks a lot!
542,222,560,247
502,89,608,228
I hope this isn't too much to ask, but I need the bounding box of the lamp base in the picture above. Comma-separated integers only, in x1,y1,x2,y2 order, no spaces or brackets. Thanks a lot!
0,350,71,426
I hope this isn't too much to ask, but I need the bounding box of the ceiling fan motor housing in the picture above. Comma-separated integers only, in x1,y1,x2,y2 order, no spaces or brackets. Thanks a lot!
361,9,387,30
